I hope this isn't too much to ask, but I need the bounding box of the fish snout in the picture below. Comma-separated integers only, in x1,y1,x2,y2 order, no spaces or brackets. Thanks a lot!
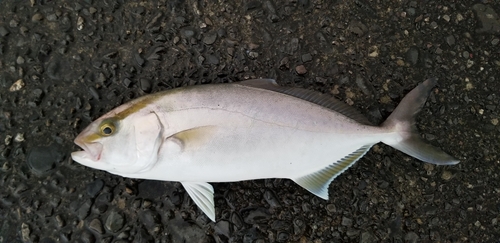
74,136,103,162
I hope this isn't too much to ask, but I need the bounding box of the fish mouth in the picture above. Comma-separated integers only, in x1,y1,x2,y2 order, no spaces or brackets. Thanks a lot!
72,136,103,162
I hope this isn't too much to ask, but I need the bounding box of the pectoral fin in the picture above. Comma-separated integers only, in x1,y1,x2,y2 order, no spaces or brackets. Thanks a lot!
181,182,216,222
292,145,372,199
165,126,217,152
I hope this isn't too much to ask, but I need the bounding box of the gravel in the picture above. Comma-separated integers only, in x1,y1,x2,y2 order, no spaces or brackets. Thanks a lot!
0,0,499,242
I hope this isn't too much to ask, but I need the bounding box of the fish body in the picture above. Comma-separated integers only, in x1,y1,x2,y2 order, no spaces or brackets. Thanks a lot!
72,79,458,221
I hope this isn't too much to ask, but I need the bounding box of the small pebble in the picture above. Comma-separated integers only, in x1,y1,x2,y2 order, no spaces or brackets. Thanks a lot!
441,171,453,181
4,135,12,145
430,21,438,29
16,56,25,64
21,223,30,242
32,13,44,22
9,79,25,91
491,118,498,126
105,211,125,232
0,26,9,36
368,46,379,57
341,216,353,226
279,57,289,69
181,27,196,38
301,53,312,62
14,133,24,142
77,16,84,30
122,78,132,87
202,32,217,45
247,51,258,59
295,65,307,75
10,19,19,27
46,13,58,21
86,179,104,198
89,218,104,234
140,79,152,93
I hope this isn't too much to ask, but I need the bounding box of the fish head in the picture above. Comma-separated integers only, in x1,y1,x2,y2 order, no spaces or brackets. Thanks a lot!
71,103,164,176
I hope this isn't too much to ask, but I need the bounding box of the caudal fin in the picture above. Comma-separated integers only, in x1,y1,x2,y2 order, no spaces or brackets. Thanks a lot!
381,78,459,165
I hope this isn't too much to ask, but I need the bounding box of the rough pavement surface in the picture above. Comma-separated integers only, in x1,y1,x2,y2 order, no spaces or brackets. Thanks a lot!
1,0,499,242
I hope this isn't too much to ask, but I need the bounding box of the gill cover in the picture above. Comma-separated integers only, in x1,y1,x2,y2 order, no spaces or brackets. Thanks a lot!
105,112,164,174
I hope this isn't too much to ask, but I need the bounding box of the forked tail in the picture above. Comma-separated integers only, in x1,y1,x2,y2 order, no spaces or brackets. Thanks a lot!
381,78,459,165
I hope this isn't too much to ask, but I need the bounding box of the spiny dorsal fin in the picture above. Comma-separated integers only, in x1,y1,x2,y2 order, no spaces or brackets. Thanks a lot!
238,79,372,125
292,145,373,199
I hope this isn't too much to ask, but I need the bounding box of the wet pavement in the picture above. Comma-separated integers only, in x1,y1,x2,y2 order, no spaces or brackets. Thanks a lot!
1,0,499,242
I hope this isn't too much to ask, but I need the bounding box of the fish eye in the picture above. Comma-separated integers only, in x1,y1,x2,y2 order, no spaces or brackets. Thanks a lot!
102,126,113,135
99,121,116,136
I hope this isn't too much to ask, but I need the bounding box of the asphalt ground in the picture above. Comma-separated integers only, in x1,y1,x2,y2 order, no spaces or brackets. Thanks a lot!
0,0,499,242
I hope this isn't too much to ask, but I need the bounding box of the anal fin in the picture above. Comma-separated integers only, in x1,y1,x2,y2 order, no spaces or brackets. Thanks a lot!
292,145,373,200
181,182,216,222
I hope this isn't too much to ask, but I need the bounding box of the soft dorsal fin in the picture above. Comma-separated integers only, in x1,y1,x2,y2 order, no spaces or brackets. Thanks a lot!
181,182,216,221
292,145,373,199
238,79,372,125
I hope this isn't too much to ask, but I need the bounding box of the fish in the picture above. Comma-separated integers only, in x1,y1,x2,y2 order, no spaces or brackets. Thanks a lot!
71,78,459,221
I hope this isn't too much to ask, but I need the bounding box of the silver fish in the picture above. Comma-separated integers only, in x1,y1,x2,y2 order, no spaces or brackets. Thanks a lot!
71,78,459,221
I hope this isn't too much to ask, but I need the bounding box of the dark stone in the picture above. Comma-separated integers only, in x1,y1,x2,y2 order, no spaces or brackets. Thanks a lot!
242,207,270,224
134,52,145,66
79,230,96,243
89,218,104,234
26,145,64,175
122,78,132,88
341,216,353,226
165,219,206,242
203,31,217,45
263,190,280,208
88,87,100,100
77,199,92,220
301,53,312,63
180,27,196,38
138,210,160,229
46,59,62,80
271,220,291,230
39,237,57,243
405,47,419,66
140,79,152,93
473,4,500,33
94,192,112,213
404,232,419,243
204,54,219,65
105,211,125,233
446,35,455,46
86,179,104,198
137,180,169,199
246,1,261,10
242,227,262,243
0,26,9,36
214,220,231,238
277,232,289,242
